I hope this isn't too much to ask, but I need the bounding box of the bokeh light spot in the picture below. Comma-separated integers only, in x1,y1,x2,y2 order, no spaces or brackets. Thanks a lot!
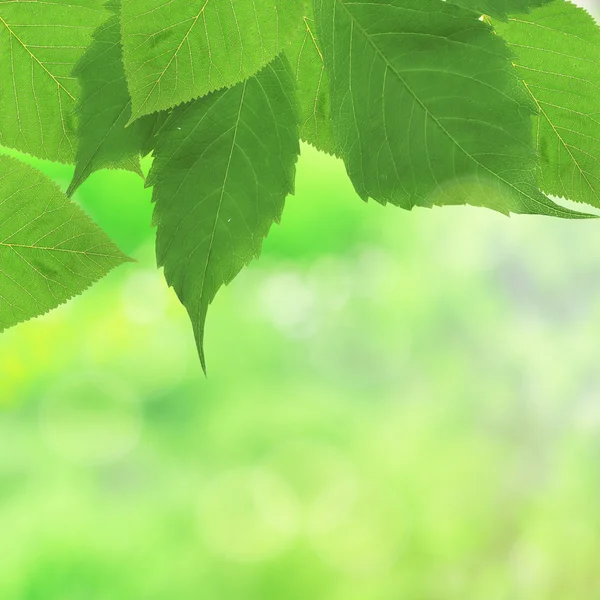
121,270,168,324
197,467,300,562
39,373,142,465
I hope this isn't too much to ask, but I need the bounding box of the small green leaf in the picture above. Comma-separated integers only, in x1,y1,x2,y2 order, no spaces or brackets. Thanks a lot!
0,154,131,332
68,4,160,196
121,0,305,121
449,0,554,20
147,55,300,370
314,0,592,218
494,1,600,208
286,2,336,155
0,0,107,163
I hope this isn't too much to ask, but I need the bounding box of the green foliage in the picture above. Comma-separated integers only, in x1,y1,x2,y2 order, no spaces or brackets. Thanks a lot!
148,56,299,370
286,2,336,155
0,0,599,367
494,1,600,207
451,0,554,19
0,154,130,332
313,0,585,217
120,0,305,120
67,5,158,196
0,0,106,163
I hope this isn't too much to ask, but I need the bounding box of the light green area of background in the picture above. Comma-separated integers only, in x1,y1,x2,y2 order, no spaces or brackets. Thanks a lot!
1,140,600,598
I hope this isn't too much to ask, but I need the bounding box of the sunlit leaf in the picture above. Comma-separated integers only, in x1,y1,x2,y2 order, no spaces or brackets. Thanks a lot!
0,0,107,163
314,0,591,218
449,0,554,19
494,1,600,208
0,154,130,332
120,0,304,120
286,1,336,155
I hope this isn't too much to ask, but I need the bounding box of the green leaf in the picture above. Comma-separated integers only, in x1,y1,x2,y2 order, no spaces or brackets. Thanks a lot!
493,1,600,208
286,2,336,155
0,154,130,332
120,0,305,121
140,110,171,158
314,0,591,218
67,5,160,196
147,55,300,370
0,0,107,163
449,0,554,20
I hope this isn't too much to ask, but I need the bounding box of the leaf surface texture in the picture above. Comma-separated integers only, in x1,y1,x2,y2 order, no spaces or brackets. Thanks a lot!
449,0,554,19
121,0,304,120
314,0,590,218
147,56,300,370
494,1,600,208
286,1,336,154
0,0,107,162
68,6,159,196
0,154,130,332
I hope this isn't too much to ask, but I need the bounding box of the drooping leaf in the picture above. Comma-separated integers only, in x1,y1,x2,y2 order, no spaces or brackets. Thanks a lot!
286,1,336,155
449,0,554,20
314,0,591,218
147,55,300,370
0,0,107,163
67,5,160,196
494,1,600,208
0,154,130,332
120,0,305,121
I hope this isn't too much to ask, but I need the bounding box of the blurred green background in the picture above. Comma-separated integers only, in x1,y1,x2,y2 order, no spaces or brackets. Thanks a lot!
2,6,600,592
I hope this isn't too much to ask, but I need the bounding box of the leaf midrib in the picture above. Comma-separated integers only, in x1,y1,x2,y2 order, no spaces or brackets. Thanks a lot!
521,78,600,204
196,80,248,308
132,0,211,118
0,15,76,101
332,0,565,214
0,242,122,258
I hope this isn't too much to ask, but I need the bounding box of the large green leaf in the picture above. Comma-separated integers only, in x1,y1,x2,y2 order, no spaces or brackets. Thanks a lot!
0,154,130,332
0,0,107,163
120,0,304,121
147,56,300,370
494,1,600,208
286,1,336,155
314,0,591,218
67,6,159,196
449,0,554,20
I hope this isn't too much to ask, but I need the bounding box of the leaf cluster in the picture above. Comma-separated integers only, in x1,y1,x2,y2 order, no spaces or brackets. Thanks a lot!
0,0,599,369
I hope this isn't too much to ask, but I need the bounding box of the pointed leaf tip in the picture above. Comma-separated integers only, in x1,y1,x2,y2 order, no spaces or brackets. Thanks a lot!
0,155,130,332
148,56,300,367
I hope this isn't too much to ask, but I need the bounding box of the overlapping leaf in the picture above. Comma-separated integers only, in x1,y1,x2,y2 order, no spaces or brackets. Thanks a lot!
120,0,304,121
314,0,590,218
494,1,600,208
68,5,160,196
286,1,336,155
0,154,130,332
449,0,554,19
139,111,170,158
147,56,300,370
0,0,107,163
